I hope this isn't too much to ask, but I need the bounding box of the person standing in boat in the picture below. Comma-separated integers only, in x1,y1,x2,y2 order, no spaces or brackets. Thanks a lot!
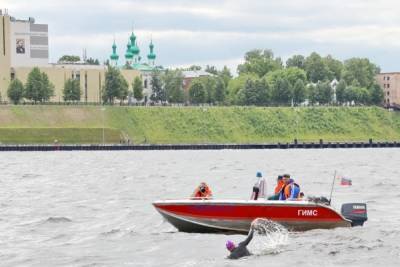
191,182,213,200
251,172,266,200
226,223,255,259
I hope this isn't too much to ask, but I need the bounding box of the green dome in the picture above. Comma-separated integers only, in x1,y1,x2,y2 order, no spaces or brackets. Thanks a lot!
147,41,156,60
130,41,140,56
125,42,133,59
110,42,119,61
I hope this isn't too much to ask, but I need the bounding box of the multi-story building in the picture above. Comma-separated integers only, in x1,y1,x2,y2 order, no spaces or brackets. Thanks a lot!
376,73,400,107
0,10,158,103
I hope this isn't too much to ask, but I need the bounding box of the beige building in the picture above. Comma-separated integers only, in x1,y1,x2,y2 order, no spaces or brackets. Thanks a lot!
376,73,400,107
0,11,142,103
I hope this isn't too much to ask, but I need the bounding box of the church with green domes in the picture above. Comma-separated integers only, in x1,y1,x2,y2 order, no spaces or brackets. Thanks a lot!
110,31,157,72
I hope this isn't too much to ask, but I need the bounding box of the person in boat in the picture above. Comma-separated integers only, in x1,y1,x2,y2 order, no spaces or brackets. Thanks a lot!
279,174,301,200
191,182,213,200
251,172,266,200
226,224,255,259
268,175,284,200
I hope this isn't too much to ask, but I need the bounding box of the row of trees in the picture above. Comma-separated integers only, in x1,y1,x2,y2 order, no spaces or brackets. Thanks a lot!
7,67,55,104
221,49,384,106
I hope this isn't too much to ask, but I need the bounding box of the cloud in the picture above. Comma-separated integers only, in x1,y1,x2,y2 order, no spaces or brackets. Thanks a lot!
3,0,400,71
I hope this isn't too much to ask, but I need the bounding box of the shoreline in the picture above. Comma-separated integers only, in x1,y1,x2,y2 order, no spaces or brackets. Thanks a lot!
1,140,399,151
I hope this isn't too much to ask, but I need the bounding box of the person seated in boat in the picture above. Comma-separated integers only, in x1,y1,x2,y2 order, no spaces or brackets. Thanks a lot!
226,223,255,259
251,172,266,200
268,175,284,200
191,182,213,200
279,174,301,200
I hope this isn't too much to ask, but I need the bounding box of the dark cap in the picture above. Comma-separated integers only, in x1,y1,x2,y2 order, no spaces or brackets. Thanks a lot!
277,175,283,180
283,174,291,178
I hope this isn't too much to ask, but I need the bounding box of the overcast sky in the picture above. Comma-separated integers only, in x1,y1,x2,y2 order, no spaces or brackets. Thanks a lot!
3,0,400,73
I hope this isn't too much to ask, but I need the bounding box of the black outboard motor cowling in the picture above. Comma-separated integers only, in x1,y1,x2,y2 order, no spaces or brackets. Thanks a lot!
341,203,368,227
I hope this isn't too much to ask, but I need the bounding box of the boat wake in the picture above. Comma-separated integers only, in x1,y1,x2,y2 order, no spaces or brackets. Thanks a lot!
249,218,289,255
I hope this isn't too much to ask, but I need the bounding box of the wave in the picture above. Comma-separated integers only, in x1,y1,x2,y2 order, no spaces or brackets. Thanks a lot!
43,217,72,223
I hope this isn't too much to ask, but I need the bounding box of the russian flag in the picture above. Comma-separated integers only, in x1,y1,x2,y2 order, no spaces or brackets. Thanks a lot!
340,177,352,186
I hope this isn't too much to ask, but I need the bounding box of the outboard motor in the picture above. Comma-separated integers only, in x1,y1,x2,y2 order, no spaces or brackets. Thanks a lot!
341,203,368,227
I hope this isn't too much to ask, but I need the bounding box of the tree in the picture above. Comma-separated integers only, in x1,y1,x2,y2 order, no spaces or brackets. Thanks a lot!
238,78,269,106
292,80,306,106
162,70,184,103
342,58,380,88
305,52,330,83
132,76,144,101
58,55,80,63
369,83,384,106
238,49,283,77
271,78,291,105
227,74,258,104
86,58,100,65
286,55,306,69
199,76,217,103
63,79,81,102
188,65,202,71
150,70,166,103
189,80,207,104
344,86,370,105
205,65,218,75
7,79,24,104
102,66,128,104
214,78,226,104
335,79,347,104
24,67,54,103
219,66,232,87
323,55,343,80
315,81,333,105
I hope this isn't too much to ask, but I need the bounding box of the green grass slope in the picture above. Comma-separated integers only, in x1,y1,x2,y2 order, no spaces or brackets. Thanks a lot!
0,105,400,144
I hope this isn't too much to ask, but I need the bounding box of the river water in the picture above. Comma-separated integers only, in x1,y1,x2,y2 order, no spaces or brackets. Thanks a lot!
0,149,399,266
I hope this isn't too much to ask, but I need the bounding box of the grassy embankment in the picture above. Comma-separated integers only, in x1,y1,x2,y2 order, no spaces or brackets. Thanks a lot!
0,105,400,144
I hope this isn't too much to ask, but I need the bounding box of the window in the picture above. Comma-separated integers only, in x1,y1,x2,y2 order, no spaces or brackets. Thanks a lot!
387,84,390,88
144,79,148,89
387,76,390,81
384,84,386,88
387,92,390,96
10,72,15,80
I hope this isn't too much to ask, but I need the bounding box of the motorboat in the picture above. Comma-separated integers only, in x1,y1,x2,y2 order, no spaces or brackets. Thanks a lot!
152,199,367,233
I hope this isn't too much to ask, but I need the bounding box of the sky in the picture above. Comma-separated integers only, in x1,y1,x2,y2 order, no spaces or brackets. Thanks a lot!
2,0,400,73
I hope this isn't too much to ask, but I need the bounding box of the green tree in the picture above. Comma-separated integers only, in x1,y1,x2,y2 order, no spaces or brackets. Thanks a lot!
25,67,54,103
369,83,384,106
305,52,330,83
102,66,128,104
188,65,202,71
315,81,333,105
214,78,226,104
58,55,80,63
266,67,307,89
292,80,306,105
323,55,343,80
205,65,218,75
286,55,306,69
189,80,207,104
271,78,291,105
342,58,380,88
132,76,144,101
238,49,283,77
219,66,232,87
7,79,24,104
163,70,184,103
344,86,370,105
85,58,100,65
227,74,258,104
150,70,166,103
335,79,347,104
63,79,81,102
199,76,217,103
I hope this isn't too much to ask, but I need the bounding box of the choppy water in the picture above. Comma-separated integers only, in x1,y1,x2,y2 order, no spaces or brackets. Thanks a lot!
1,149,400,266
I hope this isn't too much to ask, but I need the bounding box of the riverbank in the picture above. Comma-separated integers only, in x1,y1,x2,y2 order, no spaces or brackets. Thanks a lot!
0,105,399,144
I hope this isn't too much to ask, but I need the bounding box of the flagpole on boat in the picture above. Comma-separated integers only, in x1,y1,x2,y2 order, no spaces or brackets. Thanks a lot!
328,170,337,205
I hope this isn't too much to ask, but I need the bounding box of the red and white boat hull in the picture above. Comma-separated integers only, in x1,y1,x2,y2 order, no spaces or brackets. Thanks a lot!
153,200,353,233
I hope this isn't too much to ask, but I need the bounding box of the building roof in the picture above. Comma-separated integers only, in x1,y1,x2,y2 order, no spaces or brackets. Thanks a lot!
182,70,212,78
